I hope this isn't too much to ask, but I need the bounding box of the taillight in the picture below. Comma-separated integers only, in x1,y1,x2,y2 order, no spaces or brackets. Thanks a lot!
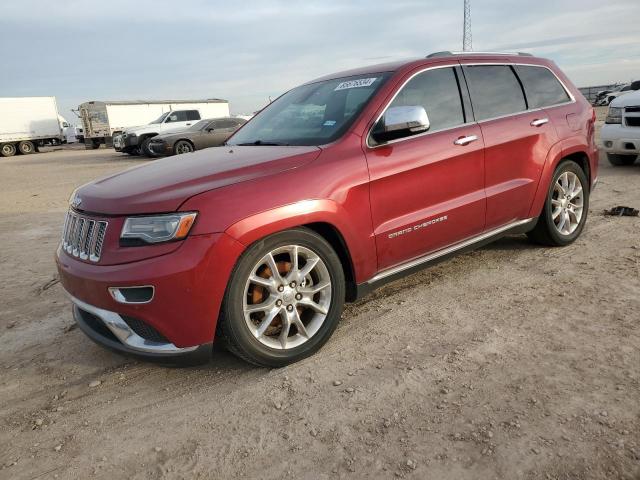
590,108,596,123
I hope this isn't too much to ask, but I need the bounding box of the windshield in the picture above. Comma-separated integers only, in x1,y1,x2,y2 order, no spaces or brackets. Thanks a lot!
228,73,391,146
150,112,169,124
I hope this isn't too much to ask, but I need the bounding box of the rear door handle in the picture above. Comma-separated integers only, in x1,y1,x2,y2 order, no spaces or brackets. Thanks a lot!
453,135,478,146
530,118,549,127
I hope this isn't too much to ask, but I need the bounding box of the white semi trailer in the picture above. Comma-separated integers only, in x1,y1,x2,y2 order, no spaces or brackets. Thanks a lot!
77,99,229,149
0,97,64,157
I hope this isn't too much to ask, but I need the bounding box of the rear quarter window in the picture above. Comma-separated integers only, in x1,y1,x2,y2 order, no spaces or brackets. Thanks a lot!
515,65,571,108
463,65,527,121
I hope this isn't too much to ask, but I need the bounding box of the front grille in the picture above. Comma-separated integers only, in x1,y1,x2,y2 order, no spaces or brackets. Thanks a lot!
121,316,169,343
625,106,640,113
61,210,108,262
625,117,640,127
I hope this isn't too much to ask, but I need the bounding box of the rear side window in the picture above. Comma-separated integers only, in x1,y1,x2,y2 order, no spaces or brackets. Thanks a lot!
463,65,526,121
515,65,570,108
186,110,201,121
381,67,466,132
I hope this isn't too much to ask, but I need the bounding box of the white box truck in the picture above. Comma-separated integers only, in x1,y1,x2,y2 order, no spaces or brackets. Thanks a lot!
77,99,229,150
0,97,64,157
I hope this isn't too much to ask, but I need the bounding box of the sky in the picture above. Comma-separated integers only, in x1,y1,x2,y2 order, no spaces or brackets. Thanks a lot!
1,0,639,123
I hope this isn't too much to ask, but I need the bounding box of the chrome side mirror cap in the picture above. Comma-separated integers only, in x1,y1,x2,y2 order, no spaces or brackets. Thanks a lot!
371,106,430,144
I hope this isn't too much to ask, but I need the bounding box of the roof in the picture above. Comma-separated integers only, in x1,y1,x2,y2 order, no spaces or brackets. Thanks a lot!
79,99,228,106
305,51,545,85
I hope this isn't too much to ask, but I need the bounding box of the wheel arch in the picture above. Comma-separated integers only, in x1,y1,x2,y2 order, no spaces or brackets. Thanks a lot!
528,141,592,219
220,200,374,301
174,138,196,151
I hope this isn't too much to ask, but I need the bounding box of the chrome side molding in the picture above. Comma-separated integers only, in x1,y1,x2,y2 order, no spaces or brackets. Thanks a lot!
368,218,536,284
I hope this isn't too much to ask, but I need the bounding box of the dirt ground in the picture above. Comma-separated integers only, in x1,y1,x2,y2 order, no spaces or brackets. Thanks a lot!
1,109,639,479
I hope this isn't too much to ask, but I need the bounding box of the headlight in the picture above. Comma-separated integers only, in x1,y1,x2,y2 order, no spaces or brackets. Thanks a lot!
120,212,197,244
605,107,622,124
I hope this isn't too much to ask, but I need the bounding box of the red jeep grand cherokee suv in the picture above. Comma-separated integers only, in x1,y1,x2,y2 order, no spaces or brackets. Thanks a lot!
56,51,598,367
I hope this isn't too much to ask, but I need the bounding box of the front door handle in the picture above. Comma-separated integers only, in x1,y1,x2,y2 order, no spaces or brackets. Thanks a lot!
453,135,478,146
530,118,549,127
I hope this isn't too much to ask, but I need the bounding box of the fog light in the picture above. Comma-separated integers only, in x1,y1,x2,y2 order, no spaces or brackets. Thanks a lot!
109,286,155,304
604,141,613,148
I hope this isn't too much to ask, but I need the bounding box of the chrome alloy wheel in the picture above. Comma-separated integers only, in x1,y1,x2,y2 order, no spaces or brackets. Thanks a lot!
243,245,332,350
551,171,584,235
176,142,193,154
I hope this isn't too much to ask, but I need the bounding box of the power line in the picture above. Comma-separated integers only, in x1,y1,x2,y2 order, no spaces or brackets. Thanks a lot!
463,0,472,52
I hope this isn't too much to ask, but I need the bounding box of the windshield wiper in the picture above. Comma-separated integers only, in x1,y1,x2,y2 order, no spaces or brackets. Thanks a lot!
235,140,290,146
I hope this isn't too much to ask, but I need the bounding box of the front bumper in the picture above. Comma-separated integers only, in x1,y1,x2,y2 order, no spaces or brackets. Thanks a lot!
56,232,245,357
601,124,640,154
147,140,170,157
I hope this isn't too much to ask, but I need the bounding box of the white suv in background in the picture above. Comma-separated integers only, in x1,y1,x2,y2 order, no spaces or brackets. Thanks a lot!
601,90,640,166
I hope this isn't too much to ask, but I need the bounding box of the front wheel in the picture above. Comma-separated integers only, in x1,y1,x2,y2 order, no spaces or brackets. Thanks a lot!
527,160,589,246
174,140,194,155
218,228,345,367
607,153,637,166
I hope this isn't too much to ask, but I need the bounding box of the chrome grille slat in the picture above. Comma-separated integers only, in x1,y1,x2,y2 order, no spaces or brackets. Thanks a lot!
60,209,108,263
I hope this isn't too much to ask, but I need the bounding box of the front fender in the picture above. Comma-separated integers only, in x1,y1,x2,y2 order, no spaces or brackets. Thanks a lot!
224,199,377,283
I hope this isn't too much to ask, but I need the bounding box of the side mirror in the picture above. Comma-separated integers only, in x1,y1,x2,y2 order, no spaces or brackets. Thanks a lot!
371,106,430,144
207,128,215,133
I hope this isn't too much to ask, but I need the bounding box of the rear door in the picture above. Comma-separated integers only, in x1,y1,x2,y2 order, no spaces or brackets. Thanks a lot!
365,65,486,271
461,63,558,230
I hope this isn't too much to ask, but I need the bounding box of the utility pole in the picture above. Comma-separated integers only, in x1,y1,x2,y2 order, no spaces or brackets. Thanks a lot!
463,0,472,52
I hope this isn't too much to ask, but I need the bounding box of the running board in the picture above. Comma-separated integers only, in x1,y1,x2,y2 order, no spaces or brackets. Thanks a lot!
355,217,537,300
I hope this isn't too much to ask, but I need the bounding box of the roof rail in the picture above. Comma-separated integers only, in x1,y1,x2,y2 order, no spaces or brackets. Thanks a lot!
426,51,533,58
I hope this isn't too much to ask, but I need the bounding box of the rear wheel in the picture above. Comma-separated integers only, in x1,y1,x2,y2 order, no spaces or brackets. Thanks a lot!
91,139,101,149
527,160,589,246
1,143,16,157
218,228,345,367
607,153,637,166
174,140,194,155
18,141,35,155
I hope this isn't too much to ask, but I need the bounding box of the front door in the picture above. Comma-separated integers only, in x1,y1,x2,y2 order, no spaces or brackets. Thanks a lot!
365,65,486,271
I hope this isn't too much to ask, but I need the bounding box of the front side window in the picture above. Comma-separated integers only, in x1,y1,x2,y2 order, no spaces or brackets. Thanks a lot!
373,67,465,141
463,65,527,121
166,111,188,123
227,73,391,146
515,65,570,108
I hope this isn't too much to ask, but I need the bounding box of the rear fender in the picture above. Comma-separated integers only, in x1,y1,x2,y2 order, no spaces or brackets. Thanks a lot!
528,137,590,219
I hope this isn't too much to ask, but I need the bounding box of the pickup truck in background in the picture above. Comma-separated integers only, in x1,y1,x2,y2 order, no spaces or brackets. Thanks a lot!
0,97,64,157
77,99,229,151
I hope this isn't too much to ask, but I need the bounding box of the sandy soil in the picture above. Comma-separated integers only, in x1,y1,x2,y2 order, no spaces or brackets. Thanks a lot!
1,112,639,479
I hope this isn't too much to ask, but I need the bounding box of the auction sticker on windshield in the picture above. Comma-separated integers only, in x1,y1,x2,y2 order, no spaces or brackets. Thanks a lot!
334,78,377,91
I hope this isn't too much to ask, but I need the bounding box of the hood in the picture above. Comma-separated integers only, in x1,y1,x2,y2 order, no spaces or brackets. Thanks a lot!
75,146,321,215
610,90,640,107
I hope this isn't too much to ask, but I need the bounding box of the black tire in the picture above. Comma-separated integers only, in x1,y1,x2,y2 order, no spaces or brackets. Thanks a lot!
91,139,100,149
607,153,637,166
140,138,154,157
217,228,345,367
173,140,194,155
17,141,35,155
527,160,589,246
1,143,16,157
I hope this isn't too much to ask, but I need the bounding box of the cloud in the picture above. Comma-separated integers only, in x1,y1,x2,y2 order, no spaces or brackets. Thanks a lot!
1,0,638,118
